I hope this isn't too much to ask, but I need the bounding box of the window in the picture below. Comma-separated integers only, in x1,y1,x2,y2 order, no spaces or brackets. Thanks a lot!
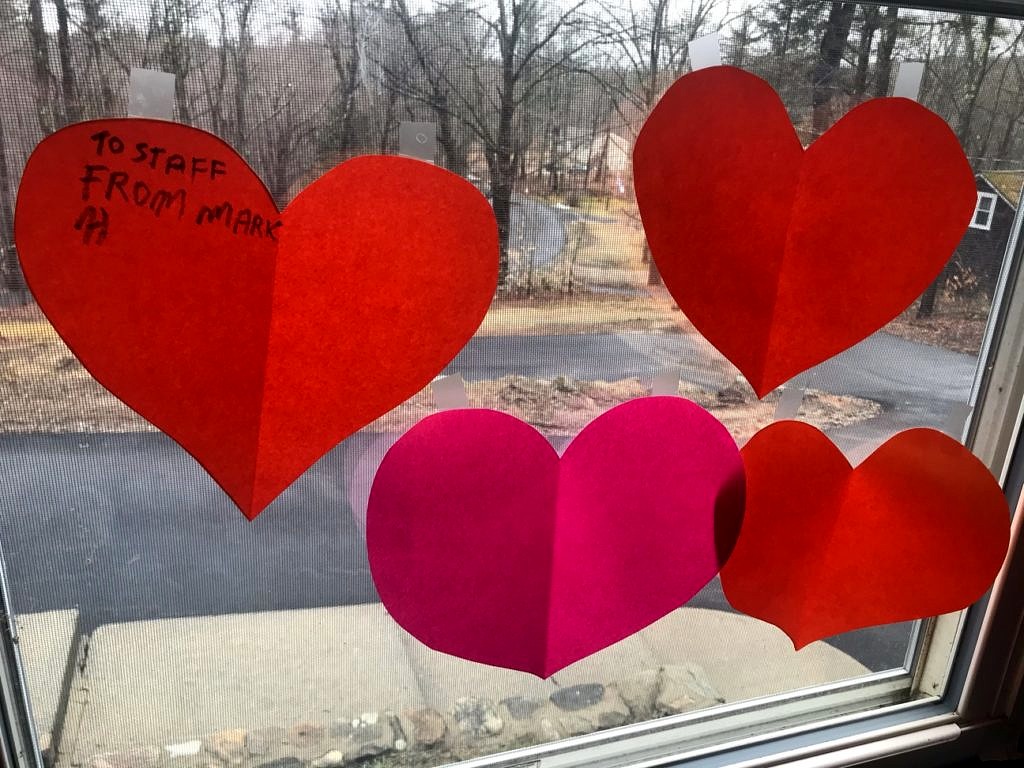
1,2,1024,768
971,192,998,230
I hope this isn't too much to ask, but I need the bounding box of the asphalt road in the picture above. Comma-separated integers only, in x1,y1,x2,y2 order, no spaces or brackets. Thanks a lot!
0,330,977,674
509,194,613,267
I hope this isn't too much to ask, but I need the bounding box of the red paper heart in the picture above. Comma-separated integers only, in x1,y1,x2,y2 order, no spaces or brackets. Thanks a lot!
367,398,745,677
15,119,498,518
720,421,1010,648
633,67,976,396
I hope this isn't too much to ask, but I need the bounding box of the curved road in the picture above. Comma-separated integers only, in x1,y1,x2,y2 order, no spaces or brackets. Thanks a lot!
0,329,976,675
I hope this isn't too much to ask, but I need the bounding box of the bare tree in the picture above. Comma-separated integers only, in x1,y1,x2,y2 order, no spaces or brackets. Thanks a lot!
871,6,901,98
851,5,880,98
810,2,855,137
389,0,468,174
154,0,198,121
319,0,362,156
597,0,725,285
25,0,58,133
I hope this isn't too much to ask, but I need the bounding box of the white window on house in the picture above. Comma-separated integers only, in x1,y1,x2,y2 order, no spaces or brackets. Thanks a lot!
972,191,999,230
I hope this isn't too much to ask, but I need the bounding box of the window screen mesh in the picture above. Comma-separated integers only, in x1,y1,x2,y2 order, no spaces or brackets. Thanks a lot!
0,0,1019,765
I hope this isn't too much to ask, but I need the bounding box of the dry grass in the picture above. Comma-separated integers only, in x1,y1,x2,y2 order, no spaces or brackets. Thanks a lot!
0,316,878,439
0,319,152,433
480,293,681,336
370,375,880,445
884,298,989,356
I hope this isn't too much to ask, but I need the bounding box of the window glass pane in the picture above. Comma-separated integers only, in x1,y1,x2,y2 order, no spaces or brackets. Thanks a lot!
0,1,1019,767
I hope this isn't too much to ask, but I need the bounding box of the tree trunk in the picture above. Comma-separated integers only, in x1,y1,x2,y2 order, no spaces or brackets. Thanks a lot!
811,3,856,138
81,0,114,115
955,15,997,153
852,7,879,98
0,117,24,293
919,14,996,317
434,96,465,175
917,262,954,318
872,6,901,98
26,0,56,133
645,242,661,286
52,0,80,125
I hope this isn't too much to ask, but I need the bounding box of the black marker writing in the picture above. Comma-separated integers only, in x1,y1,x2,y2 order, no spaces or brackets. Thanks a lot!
74,206,109,245
80,164,187,220
90,130,125,156
196,202,282,241
129,142,229,181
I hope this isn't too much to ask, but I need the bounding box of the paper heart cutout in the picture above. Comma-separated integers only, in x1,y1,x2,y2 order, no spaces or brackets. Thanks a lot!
366,397,745,677
633,66,976,397
720,421,1009,648
15,118,498,519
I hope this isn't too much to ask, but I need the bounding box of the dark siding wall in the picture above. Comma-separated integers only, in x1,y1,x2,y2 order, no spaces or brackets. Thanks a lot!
953,184,1015,298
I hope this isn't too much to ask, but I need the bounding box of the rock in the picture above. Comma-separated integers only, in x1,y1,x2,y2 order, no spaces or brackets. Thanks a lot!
331,712,399,761
536,716,562,742
453,697,503,737
90,747,164,768
203,730,246,765
501,696,545,722
246,727,287,757
553,375,578,393
555,714,593,737
403,708,446,746
257,759,303,768
615,670,660,717
287,722,324,750
310,750,345,768
551,683,604,711
717,376,755,406
548,685,630,733
656,663,724,715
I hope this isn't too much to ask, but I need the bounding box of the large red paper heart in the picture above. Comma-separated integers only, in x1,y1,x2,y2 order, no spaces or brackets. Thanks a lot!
720,421,1010,648
15,119,498,519
634,67,976,397
366,397,745,677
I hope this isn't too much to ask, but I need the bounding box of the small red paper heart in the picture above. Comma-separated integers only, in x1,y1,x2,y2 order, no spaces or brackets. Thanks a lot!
15,119,498,518
634,67,976,396
367,397,745,677
720,421,1010,648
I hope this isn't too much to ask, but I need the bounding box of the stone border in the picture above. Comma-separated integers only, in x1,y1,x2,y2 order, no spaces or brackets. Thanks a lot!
78,664,722,768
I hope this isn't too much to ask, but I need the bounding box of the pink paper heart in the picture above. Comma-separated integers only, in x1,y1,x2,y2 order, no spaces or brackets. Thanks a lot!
366,397,745,677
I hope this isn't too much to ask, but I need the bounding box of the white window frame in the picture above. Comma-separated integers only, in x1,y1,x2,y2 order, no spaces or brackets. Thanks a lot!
971,192,998,231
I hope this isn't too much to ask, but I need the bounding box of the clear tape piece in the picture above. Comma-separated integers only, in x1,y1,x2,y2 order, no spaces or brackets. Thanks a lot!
773,372,811,421
399,122,437,163
651,367,681,397
432,374,470,410
128,67,175,119
893,61,925,101
689,33,722,71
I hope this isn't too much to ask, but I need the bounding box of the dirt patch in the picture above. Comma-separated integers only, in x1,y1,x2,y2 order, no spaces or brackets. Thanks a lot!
1,320,879,439
370,375,880,444
0,321,152,433
884,302,988,357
